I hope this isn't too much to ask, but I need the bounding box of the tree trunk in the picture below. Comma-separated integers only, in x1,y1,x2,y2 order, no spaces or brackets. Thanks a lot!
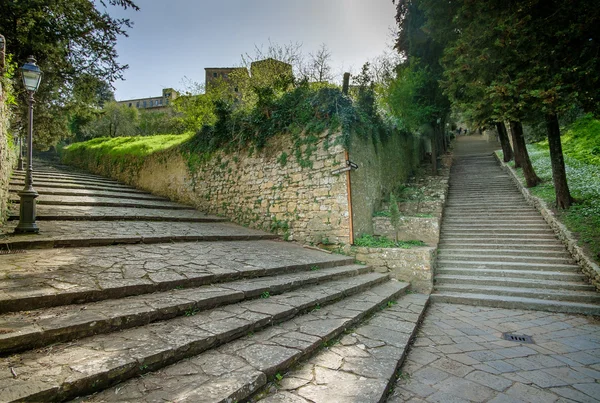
507,122,522,168
431,133,438,174
509,121,541,187
495,122,513,162
546,113,573,209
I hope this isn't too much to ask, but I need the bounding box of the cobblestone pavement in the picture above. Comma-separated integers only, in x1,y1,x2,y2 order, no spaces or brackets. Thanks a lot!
389,303,600,403
0,240,348,307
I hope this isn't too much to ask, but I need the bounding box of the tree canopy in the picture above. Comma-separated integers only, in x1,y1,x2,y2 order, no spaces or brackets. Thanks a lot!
0,0,138,149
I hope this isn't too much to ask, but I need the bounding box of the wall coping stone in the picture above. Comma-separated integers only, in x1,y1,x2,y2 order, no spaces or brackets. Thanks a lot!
494,152,600,291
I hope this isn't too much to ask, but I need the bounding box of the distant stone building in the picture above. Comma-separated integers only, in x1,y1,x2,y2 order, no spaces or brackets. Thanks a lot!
204,67,248,92
205,59,293,94
116,88,179,110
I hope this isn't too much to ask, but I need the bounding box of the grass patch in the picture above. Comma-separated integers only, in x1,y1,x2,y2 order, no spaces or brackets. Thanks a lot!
64,133,193,159
509,142,600,263
353,234,426,249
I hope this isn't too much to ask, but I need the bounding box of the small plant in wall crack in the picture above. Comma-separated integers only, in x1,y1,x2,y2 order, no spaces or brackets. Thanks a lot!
260,291,271,299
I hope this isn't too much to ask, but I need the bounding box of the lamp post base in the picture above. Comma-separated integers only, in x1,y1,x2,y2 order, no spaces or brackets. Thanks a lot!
17,158,24,171
14,189,39,234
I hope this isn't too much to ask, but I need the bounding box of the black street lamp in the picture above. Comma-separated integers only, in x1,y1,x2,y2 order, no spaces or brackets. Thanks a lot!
14,56,42,234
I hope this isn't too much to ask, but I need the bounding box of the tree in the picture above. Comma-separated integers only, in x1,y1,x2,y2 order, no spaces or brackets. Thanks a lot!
0,0,139,149
305,43,333,83
393,0,452,173
86,102,139,138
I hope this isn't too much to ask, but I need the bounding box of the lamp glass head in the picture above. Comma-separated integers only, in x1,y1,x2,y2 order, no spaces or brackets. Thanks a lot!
21,56,42,92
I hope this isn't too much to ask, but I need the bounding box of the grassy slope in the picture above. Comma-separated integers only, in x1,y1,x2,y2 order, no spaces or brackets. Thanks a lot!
508,114,600,263
63,133,193,159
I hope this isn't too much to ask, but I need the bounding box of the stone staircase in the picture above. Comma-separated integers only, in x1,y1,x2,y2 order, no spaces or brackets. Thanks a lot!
432,152,600,315
0,160,427,402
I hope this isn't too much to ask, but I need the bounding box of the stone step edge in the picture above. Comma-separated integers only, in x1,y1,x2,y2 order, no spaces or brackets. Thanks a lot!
437,259,580,270
438,249,570,257
434,275,595,290
439,243,566,250
8,181,147,194
1,275,401,403
0,233,280,252
7,213,226,223
10,199,195,210
430,292,600,316
0,264,370,355
8,188,169,202
73,281,412,403
434,284,600,302
0,251,352,314
436,267,586,280
254,293,430,403
10,177,134,189
438,254,574,264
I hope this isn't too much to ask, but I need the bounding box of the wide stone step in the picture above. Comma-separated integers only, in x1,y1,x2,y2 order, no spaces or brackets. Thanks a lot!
9,194,193,210
442,218,547,225
437,248,571,258
434,274,596,291
0,240,352,313
439,241,566,250
8,185,168,201
0,264,370,354
256,294,429,403
10,174,131,189
442,212,542,219
7,205,224,222
0,276,403,402
434,284,600,304
0,221,278,250
430,292,600,316
72,281,410,403
440,233,558,241
437,253,574,265
437,259,580,271
436,267,586,281
8,180,147,194
441,224,551,231
13,170,120,183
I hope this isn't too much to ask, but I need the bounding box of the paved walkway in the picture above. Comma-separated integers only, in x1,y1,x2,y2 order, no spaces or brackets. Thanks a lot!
390,135,600,403
389,303,600,403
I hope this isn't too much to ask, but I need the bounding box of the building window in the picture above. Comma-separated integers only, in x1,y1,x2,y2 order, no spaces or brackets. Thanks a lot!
136,102,140,107
213,72,218,78
143,101,147,107
128,103,132,107
160,99,163,105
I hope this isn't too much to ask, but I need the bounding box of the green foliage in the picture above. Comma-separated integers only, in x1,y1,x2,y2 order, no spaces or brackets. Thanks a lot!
61,133,192,169
556,114,600,166
79,102,140,139
0,0,139,149
353,235,426,249
373,210,392,217
277,151,288,167
260,291,271,299
512,143,600,263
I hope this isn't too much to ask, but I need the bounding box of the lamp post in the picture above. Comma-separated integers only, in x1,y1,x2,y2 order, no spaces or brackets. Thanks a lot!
17,135,24,171
14,56,42,234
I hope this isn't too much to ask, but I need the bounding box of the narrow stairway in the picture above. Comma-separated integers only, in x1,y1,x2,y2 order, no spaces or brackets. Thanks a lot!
432,144,600,315
0,160,427,402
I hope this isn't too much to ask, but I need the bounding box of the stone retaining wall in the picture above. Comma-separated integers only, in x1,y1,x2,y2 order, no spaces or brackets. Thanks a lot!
373,216,440,246
0,79,15,224
65,131,352,245
494,152,600,291
352,246,436,293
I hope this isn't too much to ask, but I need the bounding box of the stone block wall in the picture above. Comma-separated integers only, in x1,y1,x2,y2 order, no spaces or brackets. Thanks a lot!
373,216,440,246
352,246,436,292
0,79,15,224
348,132,421,238
65,131,352,245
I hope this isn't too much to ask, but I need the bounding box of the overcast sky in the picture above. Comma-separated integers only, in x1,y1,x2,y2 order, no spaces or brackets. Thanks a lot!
109,0,398,101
